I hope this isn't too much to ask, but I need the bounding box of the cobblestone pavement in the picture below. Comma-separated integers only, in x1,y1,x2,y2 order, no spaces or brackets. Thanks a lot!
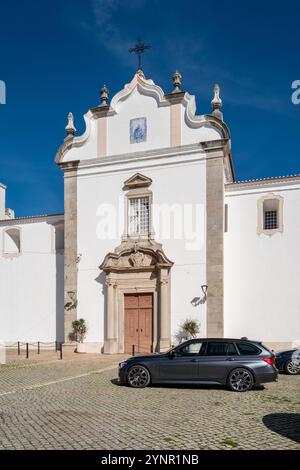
0,354,299,450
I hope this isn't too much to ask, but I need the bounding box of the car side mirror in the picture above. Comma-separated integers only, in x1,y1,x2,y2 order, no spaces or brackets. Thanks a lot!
168,350,176,358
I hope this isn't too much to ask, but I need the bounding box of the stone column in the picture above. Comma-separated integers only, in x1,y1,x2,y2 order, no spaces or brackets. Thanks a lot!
61,161,79,343
206,152,225,337
159,268,171,351
104,278,117,353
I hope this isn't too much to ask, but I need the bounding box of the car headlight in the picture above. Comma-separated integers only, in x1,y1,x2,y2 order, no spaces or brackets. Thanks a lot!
119,361,128,368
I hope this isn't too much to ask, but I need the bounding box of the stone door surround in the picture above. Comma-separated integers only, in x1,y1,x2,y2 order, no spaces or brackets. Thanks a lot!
100,239,173,353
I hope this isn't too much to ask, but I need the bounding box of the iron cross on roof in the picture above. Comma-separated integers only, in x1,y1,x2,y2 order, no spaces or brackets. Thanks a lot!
129,38,151,71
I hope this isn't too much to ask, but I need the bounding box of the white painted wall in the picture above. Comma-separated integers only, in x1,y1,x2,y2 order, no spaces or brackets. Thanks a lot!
107,88,171,156
76,152,207,346
224,184,300,346
0,217,64,343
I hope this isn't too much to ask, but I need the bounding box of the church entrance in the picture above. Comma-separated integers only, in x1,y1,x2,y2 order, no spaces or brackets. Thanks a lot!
124,293,153,354
100,239,173,354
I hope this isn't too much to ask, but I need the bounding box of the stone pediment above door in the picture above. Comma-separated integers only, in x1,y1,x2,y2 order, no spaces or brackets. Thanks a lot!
99,239,173,273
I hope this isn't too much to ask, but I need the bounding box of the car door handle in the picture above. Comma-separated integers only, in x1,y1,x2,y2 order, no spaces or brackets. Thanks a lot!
226,358,235,361
191,359,199,362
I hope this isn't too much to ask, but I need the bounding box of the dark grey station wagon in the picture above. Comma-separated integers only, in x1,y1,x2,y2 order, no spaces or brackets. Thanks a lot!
119,338,278,392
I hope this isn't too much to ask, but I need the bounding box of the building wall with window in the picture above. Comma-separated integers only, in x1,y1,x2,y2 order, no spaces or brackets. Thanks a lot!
0,216,64,343
57,70,229,353
224,179,300,348
76,153,208,350
1,71,299,352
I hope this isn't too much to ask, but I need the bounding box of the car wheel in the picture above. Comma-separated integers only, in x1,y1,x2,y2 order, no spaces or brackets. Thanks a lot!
228,368,254,392
127,365,151,388
285,360,300,375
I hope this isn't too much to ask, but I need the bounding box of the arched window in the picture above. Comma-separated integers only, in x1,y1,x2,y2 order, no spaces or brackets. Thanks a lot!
257,194,283,235
3,227,21,254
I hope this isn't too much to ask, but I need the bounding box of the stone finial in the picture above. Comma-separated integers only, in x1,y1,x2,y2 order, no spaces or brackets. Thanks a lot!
172,70,182,93
211,83,223,120
100,85,109,106
136,68,145,78
65,112,76,137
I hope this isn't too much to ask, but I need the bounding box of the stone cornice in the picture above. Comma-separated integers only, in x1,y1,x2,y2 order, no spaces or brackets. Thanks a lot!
90,104,115,118
58,160,80,173
226,174,300,192
164,91,186,104
0,213,64,226
75,140,228,173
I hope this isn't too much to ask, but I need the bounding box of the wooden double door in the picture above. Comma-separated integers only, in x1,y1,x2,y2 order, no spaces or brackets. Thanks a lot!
124,293,153,354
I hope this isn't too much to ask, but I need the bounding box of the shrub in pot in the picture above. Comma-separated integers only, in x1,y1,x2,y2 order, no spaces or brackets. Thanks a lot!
72,318,87,353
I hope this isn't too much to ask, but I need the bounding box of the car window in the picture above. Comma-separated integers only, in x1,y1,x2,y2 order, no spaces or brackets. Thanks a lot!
206,342,238,356
291,349,300,360
236,343,260,355
176,342,203,356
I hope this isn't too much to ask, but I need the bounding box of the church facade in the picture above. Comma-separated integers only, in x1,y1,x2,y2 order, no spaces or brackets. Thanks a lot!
1,70,299,352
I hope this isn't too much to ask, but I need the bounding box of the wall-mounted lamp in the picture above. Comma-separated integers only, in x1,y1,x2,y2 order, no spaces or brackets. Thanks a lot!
201,285,208,300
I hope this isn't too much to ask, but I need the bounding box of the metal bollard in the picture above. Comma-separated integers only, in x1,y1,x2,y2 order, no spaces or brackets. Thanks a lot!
26,343,29,359
37,341,40,354
59,343,63,360
132,344,135,356
17,341,20,356
55,341,58,352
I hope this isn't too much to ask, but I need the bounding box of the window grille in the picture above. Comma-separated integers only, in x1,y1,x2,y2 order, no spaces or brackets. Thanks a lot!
129,197,150,235
264,210,278,230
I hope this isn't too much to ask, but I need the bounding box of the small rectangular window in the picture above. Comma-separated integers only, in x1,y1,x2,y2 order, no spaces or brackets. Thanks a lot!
129,197,150,236
264,210,278,230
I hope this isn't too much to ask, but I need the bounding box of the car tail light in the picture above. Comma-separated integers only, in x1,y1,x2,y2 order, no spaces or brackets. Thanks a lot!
263,356,275,366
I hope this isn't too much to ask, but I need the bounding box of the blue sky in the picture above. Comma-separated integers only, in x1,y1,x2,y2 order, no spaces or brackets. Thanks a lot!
0,0,299,216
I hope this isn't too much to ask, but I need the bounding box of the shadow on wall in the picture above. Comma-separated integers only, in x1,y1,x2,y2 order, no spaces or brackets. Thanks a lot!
48,220,65,343
56,252,64,342
263,413,300,443
95,271,106,354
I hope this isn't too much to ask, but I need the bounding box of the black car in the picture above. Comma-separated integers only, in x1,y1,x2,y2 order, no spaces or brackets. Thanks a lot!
119,338,278,392
275,348,300,375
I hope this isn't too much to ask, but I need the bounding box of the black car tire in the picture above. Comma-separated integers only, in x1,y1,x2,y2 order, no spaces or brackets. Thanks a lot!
284,360,300,375
127,365,151,388
228,368,254,392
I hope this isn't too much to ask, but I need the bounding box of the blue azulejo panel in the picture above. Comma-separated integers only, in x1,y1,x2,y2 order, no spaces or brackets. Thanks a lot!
130,117,147,144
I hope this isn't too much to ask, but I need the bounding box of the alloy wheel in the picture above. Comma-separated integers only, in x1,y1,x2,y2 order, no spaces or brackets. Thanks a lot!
127,366,150,388
229,368,253,392
286,360,300,375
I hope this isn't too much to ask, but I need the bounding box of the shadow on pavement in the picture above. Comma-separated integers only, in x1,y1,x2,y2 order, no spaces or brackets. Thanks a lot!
263,413,300,443
110,378,264,392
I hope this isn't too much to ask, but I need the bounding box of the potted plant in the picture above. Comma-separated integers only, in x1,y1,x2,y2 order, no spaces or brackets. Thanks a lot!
72,318,87,353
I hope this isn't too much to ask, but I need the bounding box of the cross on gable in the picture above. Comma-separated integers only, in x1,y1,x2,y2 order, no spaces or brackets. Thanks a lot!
129,38,151,70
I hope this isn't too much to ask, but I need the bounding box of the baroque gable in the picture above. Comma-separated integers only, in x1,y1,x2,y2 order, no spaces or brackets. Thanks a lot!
55,71,231,168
